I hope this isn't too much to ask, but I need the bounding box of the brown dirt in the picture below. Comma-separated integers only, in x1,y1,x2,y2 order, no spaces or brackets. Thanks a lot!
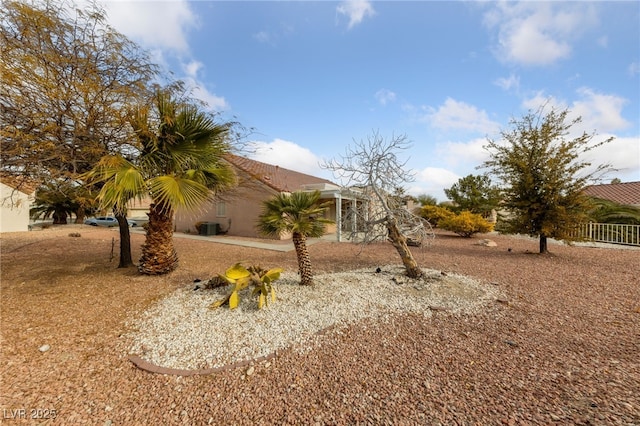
1,225,639,425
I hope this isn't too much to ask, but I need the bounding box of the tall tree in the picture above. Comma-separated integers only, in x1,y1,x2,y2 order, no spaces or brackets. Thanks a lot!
323,131,427,279
483,107,613,253
1,0,155,264
257,191,332,286
87,90,237,274
1,0,156,181
416,194,438,206
444,174,501,216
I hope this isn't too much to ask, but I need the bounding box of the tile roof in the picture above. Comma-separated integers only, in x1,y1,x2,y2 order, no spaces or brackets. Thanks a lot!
583,181,640,206
0,174,39,195
224,154,337,193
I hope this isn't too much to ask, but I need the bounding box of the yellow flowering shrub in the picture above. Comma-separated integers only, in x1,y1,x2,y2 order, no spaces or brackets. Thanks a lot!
439,210,494,237
418,205,455,228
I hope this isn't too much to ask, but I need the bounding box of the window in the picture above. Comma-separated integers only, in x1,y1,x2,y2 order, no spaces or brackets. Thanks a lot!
216,202,226,217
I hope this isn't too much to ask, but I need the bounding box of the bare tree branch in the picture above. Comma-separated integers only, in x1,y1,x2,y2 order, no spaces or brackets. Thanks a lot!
322,131,431,278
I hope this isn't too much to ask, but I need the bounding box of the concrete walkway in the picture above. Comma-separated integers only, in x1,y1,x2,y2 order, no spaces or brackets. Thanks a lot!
129,228,333,252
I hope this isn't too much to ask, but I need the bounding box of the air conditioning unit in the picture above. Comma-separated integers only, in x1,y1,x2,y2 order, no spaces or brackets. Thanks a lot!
199,222,220,236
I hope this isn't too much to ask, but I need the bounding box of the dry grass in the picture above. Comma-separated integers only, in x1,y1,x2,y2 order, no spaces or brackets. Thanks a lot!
1,225,639,424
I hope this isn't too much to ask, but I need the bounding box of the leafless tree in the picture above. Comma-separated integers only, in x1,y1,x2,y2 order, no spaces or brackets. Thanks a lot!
322,131,432,278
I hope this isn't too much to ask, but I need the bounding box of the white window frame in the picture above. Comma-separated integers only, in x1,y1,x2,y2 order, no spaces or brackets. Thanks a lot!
216,202,226,217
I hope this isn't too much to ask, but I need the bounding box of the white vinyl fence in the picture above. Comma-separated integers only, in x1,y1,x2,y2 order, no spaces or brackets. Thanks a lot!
573,222,640,247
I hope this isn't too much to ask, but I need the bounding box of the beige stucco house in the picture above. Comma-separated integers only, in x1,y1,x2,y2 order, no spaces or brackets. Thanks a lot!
0,176,37,233
174,155,366,240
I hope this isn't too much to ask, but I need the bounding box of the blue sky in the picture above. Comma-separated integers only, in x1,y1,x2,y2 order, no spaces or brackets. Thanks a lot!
98,0,640,201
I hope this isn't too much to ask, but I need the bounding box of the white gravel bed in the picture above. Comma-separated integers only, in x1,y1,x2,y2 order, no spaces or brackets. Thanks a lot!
125,265,501,370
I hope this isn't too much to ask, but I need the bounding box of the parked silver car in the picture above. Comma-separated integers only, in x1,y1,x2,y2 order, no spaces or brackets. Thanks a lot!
84,216,137,227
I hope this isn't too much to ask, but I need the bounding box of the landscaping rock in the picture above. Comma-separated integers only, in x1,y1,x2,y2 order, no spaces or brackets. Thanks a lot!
476,239,497,247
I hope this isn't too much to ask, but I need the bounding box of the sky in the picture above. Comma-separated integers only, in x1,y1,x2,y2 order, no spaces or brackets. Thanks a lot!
97,0,639,201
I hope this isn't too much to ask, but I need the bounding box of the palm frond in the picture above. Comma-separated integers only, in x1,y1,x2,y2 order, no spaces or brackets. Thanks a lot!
148,175,212,212
257,190,333,238
85,155,146,213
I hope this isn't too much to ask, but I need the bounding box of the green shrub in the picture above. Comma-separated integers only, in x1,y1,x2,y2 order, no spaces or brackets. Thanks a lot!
417,205,455,228
439,210,494,237
194,222,204,234
209,263,283,310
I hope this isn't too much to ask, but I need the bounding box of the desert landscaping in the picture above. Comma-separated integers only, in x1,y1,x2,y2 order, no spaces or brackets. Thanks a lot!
1,225,639,425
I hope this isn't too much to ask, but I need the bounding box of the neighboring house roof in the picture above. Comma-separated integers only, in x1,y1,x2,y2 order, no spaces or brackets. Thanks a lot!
0,174,39,195
224,154,337,193
583,181,640,206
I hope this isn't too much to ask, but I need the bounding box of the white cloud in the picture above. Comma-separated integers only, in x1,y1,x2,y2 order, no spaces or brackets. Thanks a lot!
337,0,375,29
436,138,491,168
375,89,397,106
628,62,640,77
178,61,228,110
182,60,203,79
409,167,461,200
522,88,630,134
427,98,500,135
68,2,228,116
571,88,629,133
99,0,198,53
515,92,639,182
494,74,520,92
483,2,598,66
248,139,328,178
181,76,228,111
192,87,228,112
584,135,640,181
521,92,563,112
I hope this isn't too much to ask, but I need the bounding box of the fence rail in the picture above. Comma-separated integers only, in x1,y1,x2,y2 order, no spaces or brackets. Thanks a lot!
573,222,640,246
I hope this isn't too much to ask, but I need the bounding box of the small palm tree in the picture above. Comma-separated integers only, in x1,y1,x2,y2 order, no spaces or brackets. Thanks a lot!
87,90,236,274
257,190,333,285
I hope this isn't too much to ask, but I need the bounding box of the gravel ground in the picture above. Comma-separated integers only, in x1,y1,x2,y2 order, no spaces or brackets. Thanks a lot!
1,225,639,425
126,266,500,371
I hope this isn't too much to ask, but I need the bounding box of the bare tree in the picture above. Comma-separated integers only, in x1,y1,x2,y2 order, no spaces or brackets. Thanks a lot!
322,131,432,279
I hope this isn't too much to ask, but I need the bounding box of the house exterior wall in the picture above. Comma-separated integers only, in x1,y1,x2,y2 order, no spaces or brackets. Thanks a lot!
0,182,33,233
172,159,346,239
174,185,340,239
224,184,278,237
174,181,283,238
126,197,152,222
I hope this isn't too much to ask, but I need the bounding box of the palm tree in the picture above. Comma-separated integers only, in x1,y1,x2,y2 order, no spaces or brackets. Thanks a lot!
587,197,640,225
30,180,96,224
87,90,236,274
257,190,333,286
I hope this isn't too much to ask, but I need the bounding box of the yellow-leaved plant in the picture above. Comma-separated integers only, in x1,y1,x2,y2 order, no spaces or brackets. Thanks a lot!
439,210,494,238
209,263,282,310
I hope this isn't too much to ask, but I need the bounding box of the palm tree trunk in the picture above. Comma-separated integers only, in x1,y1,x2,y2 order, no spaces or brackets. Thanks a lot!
292,232,314,285
386,217,423,279
52,210,67,224
74,207,86,224
138,203,178,275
